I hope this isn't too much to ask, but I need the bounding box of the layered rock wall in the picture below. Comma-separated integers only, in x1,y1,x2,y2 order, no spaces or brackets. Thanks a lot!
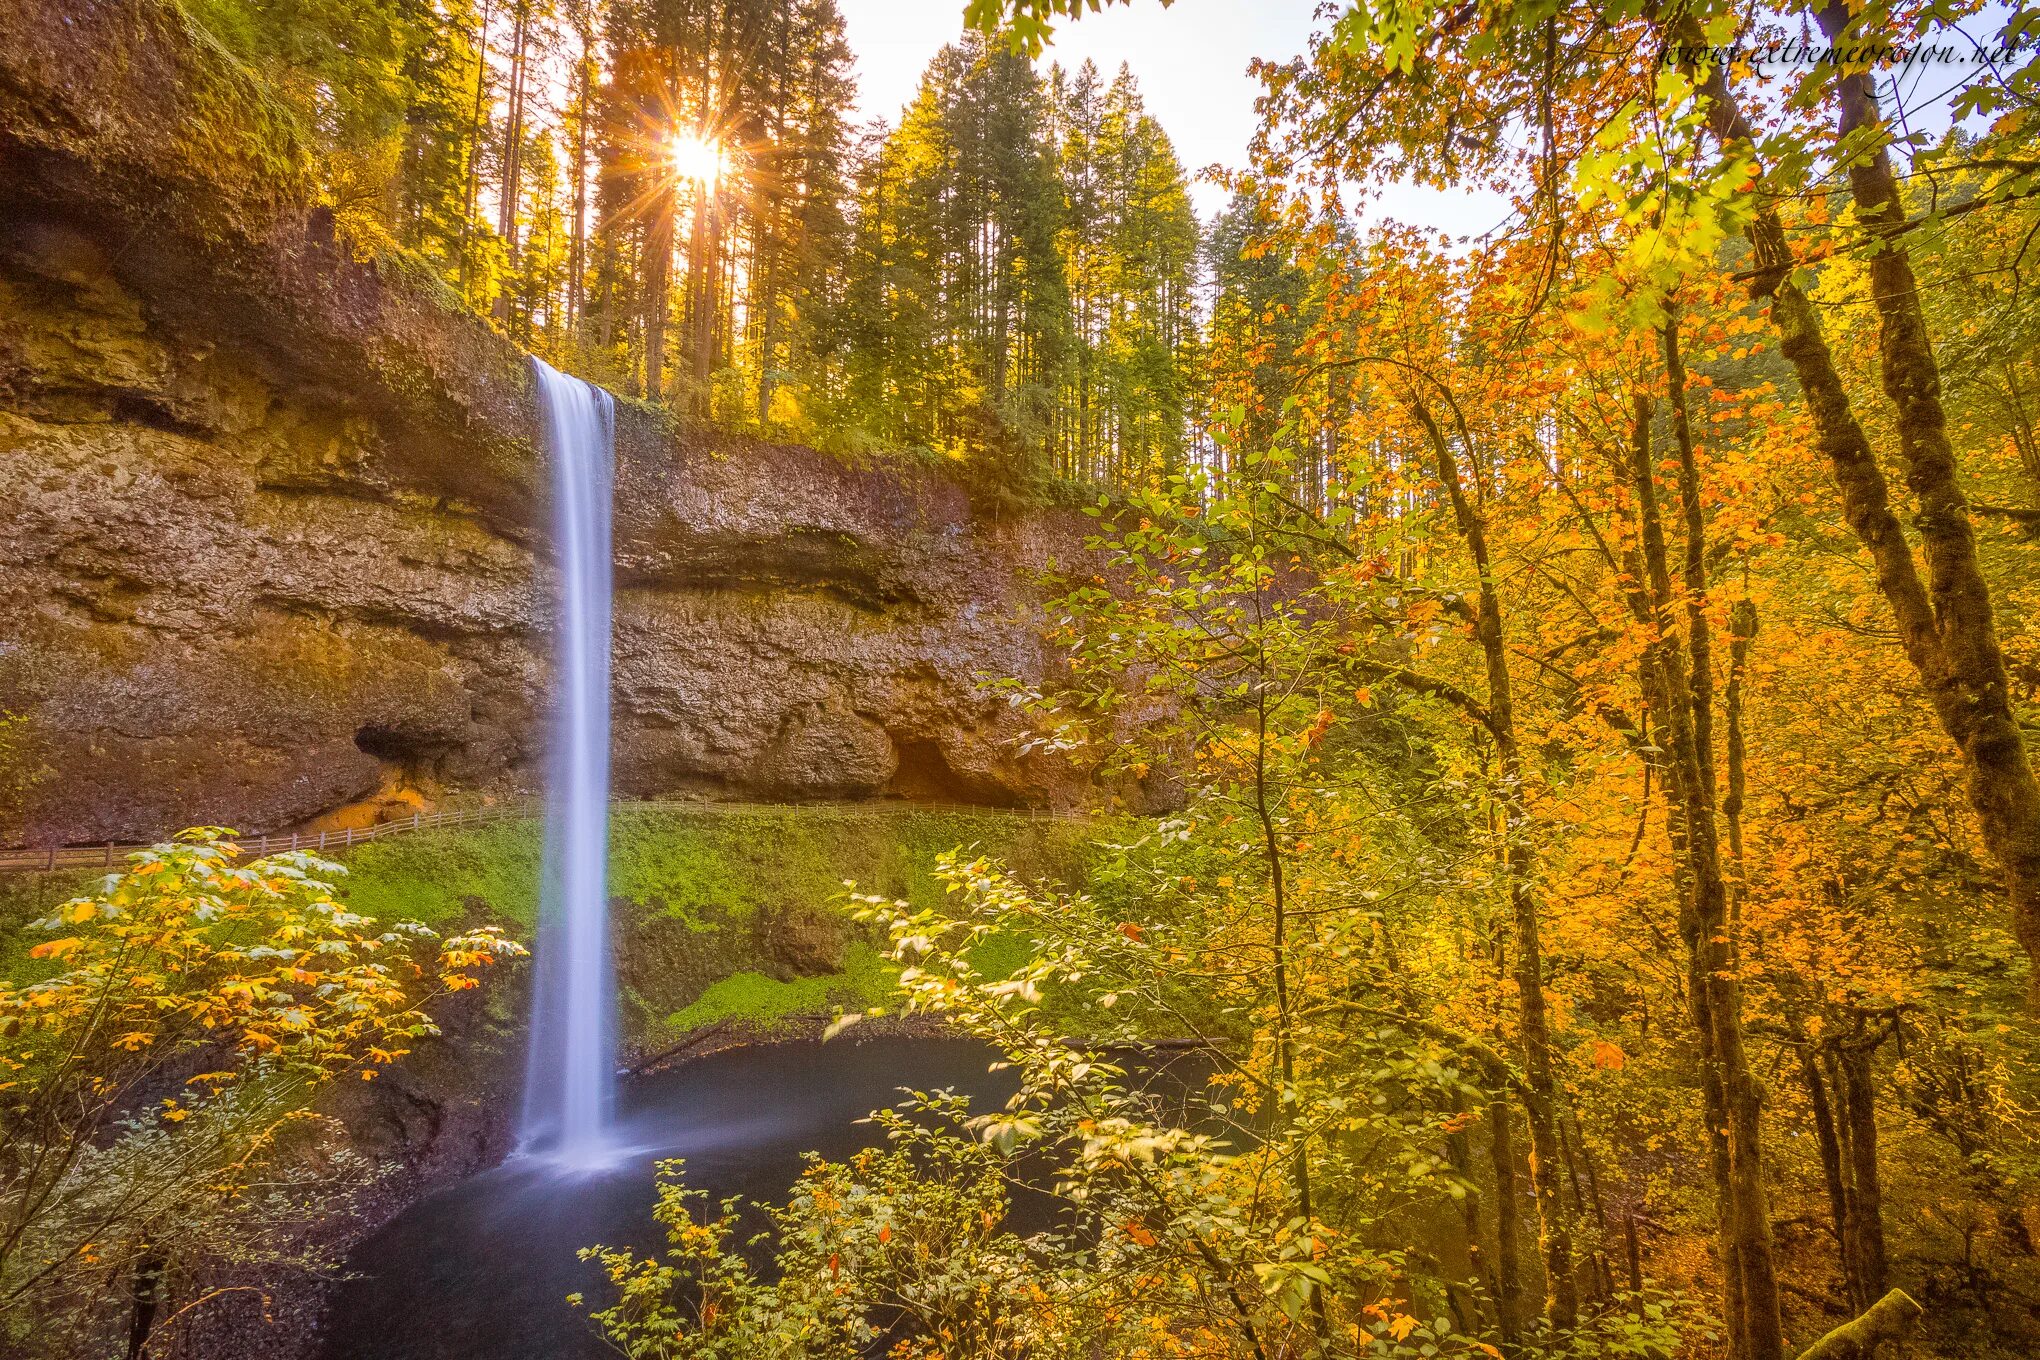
0,0,1098,845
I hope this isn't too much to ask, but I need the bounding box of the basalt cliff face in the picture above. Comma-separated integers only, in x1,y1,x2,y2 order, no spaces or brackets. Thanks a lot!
0,0,1102,846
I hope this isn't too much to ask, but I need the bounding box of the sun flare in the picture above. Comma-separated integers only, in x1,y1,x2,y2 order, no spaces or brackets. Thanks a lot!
668,130,725,186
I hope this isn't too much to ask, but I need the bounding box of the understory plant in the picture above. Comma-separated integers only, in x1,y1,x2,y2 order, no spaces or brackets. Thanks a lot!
0,829,524,1351
582,849,1695,1359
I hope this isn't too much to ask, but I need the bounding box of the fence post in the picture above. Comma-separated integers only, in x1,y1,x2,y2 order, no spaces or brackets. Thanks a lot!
103,843,112,866
345,827,354,847
318,830,327,851
46,847,55,872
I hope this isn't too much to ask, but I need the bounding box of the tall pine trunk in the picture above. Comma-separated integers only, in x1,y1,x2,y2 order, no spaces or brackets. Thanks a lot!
643,188,675,400
685,184,716,414
458,0,496,296
493,0,531,324
566,31,591,333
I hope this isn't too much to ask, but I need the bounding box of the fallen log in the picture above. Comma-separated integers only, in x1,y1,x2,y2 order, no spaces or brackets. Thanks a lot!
1089,1036,1233,1053
624,1019,737,1076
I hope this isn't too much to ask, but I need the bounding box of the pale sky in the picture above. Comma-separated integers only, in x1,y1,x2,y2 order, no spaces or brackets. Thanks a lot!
832,0,2010,242
833,0,1505,233
836,0,1316,222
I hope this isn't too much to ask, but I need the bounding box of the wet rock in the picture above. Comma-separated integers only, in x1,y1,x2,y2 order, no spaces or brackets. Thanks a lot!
756,701,900,796
754,901,852,980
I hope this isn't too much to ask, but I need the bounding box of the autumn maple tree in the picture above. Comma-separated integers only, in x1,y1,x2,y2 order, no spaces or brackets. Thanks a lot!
0,830,523,1336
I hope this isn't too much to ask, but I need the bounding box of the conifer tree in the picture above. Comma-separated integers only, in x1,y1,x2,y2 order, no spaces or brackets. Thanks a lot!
843,36,1072,474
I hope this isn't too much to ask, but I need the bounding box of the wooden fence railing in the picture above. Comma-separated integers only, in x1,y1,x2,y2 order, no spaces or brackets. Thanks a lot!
0,799,1083,875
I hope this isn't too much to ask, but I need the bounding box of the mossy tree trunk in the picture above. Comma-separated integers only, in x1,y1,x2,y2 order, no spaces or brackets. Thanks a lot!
1675,11,2040,998
1811,0,2040,994
1625,337,1786,1360
1415,397,1578,1333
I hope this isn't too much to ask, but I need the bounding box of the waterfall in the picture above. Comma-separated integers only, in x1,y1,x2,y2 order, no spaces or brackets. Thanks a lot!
518,357,618,1169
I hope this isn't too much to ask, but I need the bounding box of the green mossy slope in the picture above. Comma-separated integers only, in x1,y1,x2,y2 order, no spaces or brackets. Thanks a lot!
0,807,1118,1044
338,805,1108,1041
340,806,1096,928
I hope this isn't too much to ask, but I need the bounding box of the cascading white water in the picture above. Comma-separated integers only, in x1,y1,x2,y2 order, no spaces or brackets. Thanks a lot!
518,357,618,1169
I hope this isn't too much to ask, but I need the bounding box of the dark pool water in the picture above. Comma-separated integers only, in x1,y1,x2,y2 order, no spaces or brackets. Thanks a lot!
316,1035,1023,1360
